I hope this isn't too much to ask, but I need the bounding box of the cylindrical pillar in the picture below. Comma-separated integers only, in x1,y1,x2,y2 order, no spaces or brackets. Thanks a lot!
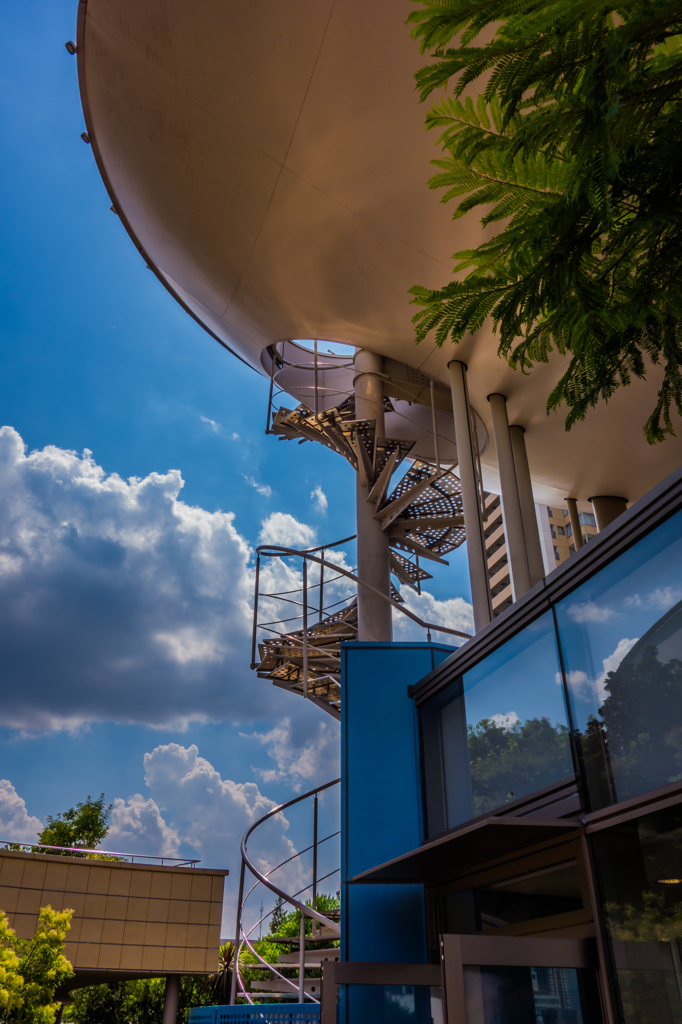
162,975,180,1024
589,495,628,532
488,394,532,600
566,498,583,549
354,350,392,642
448,361,492,632
509,426,545,587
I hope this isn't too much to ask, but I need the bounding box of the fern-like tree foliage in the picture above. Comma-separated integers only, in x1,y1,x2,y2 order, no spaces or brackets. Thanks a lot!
407,0,682,442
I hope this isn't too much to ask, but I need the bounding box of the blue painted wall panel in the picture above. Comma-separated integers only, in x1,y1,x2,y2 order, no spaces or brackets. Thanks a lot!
340,642,452,1024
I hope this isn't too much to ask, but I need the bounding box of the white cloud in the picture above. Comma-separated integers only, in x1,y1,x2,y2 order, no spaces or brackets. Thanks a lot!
310,486,328,514
0,425,301,732
242,475,272,498
107,794,181,857
560,638,639,705
594,637,639,703
567,601,615,623
489,712,520,731
246,717,340,792
392,587,473,646
231,433,239,441
0,779,43,843
259,513,316,550
200,416,221,433
139,744,307,931
647,587,682,611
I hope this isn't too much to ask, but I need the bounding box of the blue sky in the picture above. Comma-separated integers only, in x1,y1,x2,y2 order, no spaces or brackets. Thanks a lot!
0,1,473,929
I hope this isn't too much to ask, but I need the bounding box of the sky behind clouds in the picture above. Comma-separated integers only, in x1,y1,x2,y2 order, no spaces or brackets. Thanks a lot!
0,0,473,932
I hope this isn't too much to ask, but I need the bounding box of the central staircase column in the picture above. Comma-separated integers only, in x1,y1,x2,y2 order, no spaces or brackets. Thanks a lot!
354,349,392,642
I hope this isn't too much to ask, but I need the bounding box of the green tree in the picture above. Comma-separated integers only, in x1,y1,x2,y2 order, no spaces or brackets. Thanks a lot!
64,976,215,1024
468,716,572,815
408,0,682,443
0,906,74,1024
38,796,111,855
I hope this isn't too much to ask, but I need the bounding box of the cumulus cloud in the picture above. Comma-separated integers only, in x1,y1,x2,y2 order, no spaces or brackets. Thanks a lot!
310,486,328,514
392,587,473,646
200,416,221,433
107,794,181,857
258,513,316,550
246,717,340,792
0,779,43,843
560,638,639,705
626,587,682,611
0,425,302,732
567,601,615,623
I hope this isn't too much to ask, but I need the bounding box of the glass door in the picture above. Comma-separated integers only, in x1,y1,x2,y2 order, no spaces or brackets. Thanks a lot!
441,934,603,1024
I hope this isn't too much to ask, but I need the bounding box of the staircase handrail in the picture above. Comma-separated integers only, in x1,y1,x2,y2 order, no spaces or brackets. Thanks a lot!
240,777,341,932
255,544,471,641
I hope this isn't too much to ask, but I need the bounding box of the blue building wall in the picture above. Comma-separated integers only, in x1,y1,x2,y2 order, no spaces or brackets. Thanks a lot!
340,642,452,1024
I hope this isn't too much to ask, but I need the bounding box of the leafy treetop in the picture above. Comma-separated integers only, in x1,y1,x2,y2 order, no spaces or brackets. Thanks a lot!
408,0,682,443
0,906,74,1024
38,795,111,854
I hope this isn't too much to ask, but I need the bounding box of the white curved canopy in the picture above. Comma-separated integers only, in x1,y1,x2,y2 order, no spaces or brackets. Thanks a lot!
77,0,682,505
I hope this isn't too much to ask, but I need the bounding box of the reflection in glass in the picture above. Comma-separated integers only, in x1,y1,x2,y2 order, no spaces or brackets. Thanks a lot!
346,985,441,1023
463,966,601,1024
592,804,682,1024
434,861,583,935
422,612,572,835
556,510,682,811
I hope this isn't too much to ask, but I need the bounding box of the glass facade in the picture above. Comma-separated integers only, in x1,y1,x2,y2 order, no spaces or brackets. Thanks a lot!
434,860,584,936
421,508,682,829
556,509,682,811
422,612,572,836
592,804,682,1024
463,965,602,1024
347,986,442,1023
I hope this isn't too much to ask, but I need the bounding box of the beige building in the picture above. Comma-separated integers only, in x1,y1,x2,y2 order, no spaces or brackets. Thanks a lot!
0,849,227,987
541,505,599,567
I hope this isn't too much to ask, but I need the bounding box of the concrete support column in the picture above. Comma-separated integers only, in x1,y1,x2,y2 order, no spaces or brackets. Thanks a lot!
448,361,492,632
162,975,180,1024
488,394,532,600
354,349,392,642
589,495,628,532
509,426,545,587
566,497,583,549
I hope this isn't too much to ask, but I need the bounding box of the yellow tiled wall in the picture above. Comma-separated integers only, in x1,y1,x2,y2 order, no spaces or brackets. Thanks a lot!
0,850,227,975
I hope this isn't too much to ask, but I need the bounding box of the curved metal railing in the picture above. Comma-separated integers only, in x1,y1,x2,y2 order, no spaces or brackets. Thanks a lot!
229,778,341,1005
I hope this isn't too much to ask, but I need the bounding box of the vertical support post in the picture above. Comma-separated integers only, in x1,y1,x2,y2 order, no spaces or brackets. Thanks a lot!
299,911,306,1002
314,339,319,420
567,497,584,549
229,859,246,1004
589,495,628,531
302,559,308,698
265,343,278,435
354,349,392,642
250,555,260,669
447,361,492,632
429,378,441,475
162,975,180,1024
488,394,532,599
312,794,318,918
319,550,324,623
509,425,545,586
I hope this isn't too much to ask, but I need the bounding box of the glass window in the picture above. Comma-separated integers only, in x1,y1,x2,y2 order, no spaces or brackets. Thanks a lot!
558,526,566,536
434,861,584,936
580,512,596,527
421,612,573,835
555,509,682,811
548,508,554,518
552,525,557,538
463,966,601,1024
567,523,574,538
592,804,682,1024
555,546,561,561
346,985,440,1023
